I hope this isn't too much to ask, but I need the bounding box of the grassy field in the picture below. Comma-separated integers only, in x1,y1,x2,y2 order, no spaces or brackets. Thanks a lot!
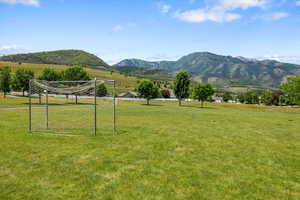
0,95,299,199
0,62,138,93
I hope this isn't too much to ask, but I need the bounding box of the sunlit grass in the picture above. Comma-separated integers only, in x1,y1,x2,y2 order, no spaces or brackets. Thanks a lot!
0,98,299,199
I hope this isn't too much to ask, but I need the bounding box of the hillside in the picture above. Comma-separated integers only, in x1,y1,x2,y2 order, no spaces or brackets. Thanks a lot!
0,62,137,93
114,65,173,80
116,59,175,70
115,52,300,88
0,50,109,68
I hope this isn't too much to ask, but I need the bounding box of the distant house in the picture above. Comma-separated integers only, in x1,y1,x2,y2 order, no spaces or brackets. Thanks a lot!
169,91,176,98
119,91,138,98
212,96,223,103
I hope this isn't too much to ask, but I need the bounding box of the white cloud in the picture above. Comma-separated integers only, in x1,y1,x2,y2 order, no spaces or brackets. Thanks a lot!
296,1,300,6
0,0,39,6
112,25,123,33
269,12,288,20
174,0,269,23
0,45,31,55
157,2,171,14
175,7,241,23
219,0,268,10
251,11,289,22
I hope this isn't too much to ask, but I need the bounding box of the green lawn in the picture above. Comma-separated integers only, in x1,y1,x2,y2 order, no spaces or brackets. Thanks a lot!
0,96,299,199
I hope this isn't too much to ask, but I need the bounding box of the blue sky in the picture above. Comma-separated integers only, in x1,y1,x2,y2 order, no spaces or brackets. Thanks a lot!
1,0,300,64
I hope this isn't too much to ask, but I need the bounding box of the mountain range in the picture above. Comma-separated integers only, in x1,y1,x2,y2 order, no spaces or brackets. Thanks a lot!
1,50,300,88
115,52,300,88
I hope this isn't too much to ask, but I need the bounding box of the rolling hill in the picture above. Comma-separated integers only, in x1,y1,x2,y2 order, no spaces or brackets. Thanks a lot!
115,52,300,88
0,50,109,68
0,61,137,93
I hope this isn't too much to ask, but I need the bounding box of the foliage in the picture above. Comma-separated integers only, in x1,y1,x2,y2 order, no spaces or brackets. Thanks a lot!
39,68,62,81
0,67,11,97
237,93,245,103
0,61,138,94
244,91,259,104
173,70,190,106
13,69,34,96
261,90,273,105
0,50,109,67
62,66,91,81
191,83,215,107
280,76,300,106
271,91,284,106
137,80,159,105
222,92,233,102
160,89,171,98
96,83,108,97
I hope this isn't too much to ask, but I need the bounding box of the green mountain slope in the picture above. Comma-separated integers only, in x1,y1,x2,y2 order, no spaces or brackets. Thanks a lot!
115,52,300,87
0,50,109,68
114,65,173,80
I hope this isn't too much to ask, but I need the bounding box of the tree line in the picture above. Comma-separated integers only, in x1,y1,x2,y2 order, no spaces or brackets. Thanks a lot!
137,70,214,107
1,67,300,107
216,78,300,106
136,70,300,107
0,66,108,98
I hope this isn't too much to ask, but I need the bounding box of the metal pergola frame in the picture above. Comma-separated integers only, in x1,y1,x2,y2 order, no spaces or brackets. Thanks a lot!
28,78,116,136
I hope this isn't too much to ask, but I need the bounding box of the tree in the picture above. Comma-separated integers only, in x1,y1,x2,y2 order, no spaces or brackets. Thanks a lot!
39,68,62,81
160,89,170,98
237,93,245,103
137,80,159,105
191,83,214,107
62,66,90,81
272,91,284,106
281,76,300,106
13,69,34,96
62,66,90,104
96,83,107,97
244,91,259,104
173,70,190,106
36,68,62,104
222,92,233,102
0,67,12,97
261,90,273,105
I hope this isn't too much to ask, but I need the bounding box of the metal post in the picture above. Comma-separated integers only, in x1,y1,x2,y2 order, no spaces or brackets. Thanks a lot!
94,78,97,136
45,90,48,129
29,80,32,132
113,81,116,134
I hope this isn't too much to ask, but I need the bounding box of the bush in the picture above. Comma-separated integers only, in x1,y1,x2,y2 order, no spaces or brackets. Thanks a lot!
222,92,233,102
160,89,171,98
96,84,107,97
